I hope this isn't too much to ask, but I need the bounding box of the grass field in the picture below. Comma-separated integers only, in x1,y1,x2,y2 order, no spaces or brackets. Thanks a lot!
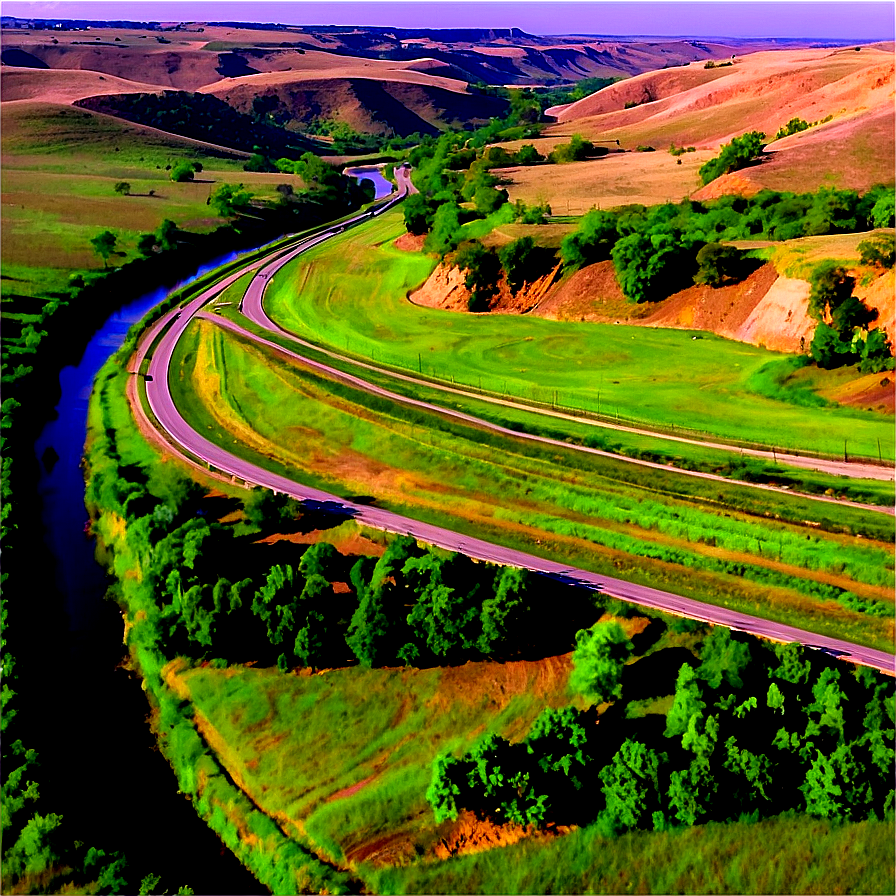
0,102,290,298
261,210,894,460
493,149,714,212
168,318,895,650
174,650,895,896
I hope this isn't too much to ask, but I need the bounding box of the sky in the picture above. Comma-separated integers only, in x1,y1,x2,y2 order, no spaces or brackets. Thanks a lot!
2,1,894,39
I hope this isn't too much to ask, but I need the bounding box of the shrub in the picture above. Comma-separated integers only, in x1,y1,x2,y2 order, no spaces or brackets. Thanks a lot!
699,131,766,185
858,233,895,269
170,161,195,182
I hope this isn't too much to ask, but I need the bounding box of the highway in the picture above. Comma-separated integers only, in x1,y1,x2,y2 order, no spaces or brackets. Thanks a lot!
132,169,895,676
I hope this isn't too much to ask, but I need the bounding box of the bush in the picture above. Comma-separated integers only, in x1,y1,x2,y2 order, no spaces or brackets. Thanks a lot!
699,132,766,185
170,161,195,183
858,233,895,269
498,236,538,295
454,241,501,312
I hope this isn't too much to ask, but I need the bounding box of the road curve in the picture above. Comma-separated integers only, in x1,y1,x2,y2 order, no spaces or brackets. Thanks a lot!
131,202,895,675
199,311,894,518
239,225,894,484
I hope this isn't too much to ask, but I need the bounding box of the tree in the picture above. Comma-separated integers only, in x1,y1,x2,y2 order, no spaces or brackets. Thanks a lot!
454,241,501,312
870,191,895,228
696,626,752,690
210,183,253,217
402,192,435,235
90,230,117,267
113,181,131,195
599,739,667,833
498,236,540,295
560,209,619,267
858,233,895,269
170,160,196,182
807,261,854,321
665,663,706,737
515,144,544,165
699,131,766,185
694,242,742,286
473,184,507,216
479,566,530,654
568,621,633,703
424,201,462,256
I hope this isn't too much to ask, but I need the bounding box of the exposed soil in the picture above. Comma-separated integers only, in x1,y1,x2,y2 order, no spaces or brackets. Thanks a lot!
434,809,573,861
532,260,646,322
393,232,426,253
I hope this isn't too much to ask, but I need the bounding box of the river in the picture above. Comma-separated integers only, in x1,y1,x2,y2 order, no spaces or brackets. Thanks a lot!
344,165,394,199
29,254,264,894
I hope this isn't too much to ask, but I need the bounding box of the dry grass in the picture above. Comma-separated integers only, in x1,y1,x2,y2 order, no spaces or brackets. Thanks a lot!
494,150,713,212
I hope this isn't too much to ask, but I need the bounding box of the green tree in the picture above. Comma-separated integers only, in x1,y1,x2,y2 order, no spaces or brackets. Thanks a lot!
170,160,195,182
426,753,465,823
402,192,436,235
113,181,131,195
478,566,530,654
694,242,742,286
858,233,895,268
568,621,633,703
424,201,462,256
699,131,766,185
665,663,705,737
515,144,544,165
696,626,752,689
454,241,501,312
90,230,117,267
560,209,619,267
599,739,667,833
498,236,538,295
870,191,895,227
210,183,253,217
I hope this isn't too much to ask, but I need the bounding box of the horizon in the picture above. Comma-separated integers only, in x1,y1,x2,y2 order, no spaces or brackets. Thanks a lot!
2,1,894,40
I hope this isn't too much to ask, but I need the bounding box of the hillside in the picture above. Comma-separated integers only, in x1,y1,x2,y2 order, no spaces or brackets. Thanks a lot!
539,45,894,194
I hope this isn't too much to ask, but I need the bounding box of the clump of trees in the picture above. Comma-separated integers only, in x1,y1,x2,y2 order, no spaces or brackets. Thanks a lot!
427,626,895,835
807,262,892,372
699,131,766,185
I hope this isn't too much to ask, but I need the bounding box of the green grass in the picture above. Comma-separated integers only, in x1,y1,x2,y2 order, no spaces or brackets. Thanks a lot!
371,813,895,895
167,319,895,651
262,210,895,460
180,659,573,868
0,102,287,296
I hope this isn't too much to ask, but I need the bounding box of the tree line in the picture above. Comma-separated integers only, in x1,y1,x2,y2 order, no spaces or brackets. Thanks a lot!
427,621,895,834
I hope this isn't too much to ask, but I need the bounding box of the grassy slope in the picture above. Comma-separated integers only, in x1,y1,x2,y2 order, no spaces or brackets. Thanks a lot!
174,644,895,896
0,102,284,297
169,319,895,651
261,210,893,459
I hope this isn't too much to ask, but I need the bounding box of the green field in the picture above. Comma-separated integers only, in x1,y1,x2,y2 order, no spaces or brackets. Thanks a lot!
167,318,895,650
0,103,289,297
174,651,895,896
262,211,895,460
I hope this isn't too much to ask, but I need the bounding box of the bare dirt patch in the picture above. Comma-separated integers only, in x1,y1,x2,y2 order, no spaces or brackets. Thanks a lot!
393,232,426,252
533,260,644,322
434,809,572,861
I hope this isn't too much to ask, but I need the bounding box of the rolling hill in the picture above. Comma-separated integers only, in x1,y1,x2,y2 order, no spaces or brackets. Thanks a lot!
543,45,895,193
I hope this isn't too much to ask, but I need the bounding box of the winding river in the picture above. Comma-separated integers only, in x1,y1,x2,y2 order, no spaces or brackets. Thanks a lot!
30,254,263,894
22,171,392,892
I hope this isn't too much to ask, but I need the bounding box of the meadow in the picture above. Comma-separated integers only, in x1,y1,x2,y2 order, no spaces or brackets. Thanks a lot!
0,102,292,297
167,318,895,650
262,210,894,460
172,643,895,896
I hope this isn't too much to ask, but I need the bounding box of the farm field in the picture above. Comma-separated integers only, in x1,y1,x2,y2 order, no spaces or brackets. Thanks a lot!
262,210,895,460
168,317,895,651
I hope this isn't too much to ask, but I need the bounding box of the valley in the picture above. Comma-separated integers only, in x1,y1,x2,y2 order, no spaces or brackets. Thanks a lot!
1,9,894,896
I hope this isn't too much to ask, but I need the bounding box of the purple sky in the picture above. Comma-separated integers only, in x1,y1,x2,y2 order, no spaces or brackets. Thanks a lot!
3,1,894,39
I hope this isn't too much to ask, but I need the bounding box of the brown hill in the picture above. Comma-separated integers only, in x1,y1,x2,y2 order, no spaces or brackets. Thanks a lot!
200,71,507,136
545,45,894,194
407,252,895,358
0,65,164,104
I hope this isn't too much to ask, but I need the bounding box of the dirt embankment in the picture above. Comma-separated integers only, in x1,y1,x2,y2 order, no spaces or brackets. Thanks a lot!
409,256,827,354
409,260,561,314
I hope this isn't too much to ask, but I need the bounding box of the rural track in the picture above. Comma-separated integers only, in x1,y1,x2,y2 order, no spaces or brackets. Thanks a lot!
131,169,895,675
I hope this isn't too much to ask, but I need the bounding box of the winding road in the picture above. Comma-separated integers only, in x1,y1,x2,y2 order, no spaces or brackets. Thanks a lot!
132,170,895,675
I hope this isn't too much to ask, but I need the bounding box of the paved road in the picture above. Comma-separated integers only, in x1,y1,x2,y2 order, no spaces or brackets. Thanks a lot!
239,222,893,484
200,312,894,518
131,175,895,676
